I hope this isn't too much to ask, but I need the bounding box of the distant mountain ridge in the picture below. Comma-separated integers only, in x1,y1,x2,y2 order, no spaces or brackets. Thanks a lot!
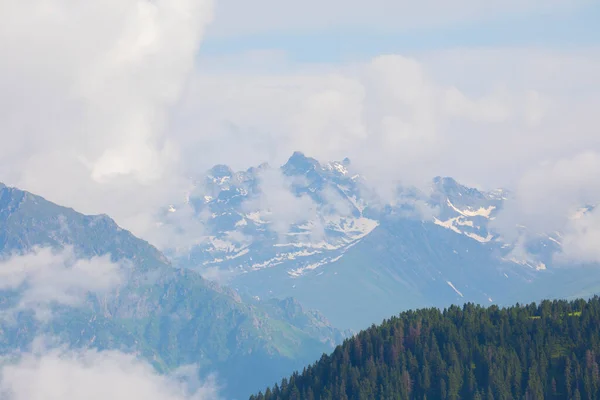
163,152,600,330
0,183,346,399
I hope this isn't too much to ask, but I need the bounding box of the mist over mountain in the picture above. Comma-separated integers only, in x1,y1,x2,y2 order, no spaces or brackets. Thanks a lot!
1,169,599,399
1,1,598,399
0,183,346,399
162,152,600,330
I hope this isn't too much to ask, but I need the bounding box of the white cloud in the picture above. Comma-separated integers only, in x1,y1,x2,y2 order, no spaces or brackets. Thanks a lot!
492,151,600,263
320,185,353,217
198,266,237,285
243,169,320,236
0,0,213,247
175,48,599,263
0,0,598,263
0,247,124,320
398,198,441,221
561,208,600,264
0,346,219,400
442,86,514,123
151,202,208,253
495,151,600,235
178,51,586,190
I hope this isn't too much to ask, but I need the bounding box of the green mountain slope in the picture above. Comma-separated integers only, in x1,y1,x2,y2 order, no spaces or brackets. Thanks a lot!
252,297,600,400
0,184,343,399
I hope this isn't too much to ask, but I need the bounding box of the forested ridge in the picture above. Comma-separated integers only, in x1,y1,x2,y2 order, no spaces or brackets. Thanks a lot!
251,297,600,400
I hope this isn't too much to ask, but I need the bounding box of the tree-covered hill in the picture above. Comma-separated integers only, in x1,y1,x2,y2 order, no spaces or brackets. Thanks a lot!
252,297,600,400
0,184,344,399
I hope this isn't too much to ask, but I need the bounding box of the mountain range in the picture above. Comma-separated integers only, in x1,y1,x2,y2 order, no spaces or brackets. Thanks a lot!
2,152,600,399
0,183,345,399
164,152,600,330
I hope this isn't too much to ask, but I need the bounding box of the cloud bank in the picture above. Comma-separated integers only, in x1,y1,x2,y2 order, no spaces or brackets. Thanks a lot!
0,0,598,265
0,247,124,320
0,245,219,400
0,346,219,400
179,49,599,263
0,247,219,400
243,168,321,236
491,151,600,264
178,49,599,192
0,0,213,245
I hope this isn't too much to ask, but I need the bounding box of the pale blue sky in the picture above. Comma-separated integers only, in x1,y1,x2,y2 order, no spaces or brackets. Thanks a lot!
200,2,600,63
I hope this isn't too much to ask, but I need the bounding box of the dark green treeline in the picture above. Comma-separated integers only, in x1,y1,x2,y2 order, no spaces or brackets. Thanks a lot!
251,297,600,400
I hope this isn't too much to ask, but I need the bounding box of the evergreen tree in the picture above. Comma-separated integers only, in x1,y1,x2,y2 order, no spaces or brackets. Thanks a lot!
252,297,600,400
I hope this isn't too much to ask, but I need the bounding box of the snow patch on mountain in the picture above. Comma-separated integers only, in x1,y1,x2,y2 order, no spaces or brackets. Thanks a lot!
205,248,250,265
163,154,578,296
434,216,492,243
235,218,248,227
464,232,493,243
288,255,344,278
205,237,248,254
247,249,324,271
325,216,379,238
547,235,562,246
246,211,268,225
504,256,547,271
447,199,495,218
446,281,464,297
434,217,462,234
327,162,349,176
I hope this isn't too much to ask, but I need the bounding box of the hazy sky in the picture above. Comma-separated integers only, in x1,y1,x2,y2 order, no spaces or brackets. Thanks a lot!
201,0,599,59
0,0,599,258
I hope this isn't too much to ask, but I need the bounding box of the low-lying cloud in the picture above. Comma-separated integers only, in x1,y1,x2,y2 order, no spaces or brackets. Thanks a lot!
0,247,124,320
179,51,595,190
560,208,600,264
492,151,600,264
0,345,219,400
243,168,321,236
